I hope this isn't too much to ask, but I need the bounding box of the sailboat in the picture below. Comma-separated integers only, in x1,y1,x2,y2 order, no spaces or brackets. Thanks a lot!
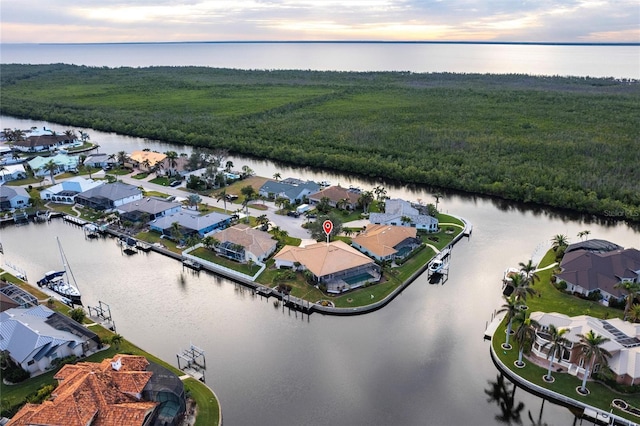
36,237,82,305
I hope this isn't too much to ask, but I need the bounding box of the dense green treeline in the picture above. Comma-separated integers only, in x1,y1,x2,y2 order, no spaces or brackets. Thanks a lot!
1,64,638,220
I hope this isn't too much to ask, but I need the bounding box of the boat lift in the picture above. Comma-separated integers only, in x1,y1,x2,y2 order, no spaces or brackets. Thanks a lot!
87,301,116,332
177,344,207,382
427,247,451,284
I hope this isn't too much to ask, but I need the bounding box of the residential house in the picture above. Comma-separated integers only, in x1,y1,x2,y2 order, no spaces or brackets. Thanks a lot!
369,198,439,232
150,210,232,238
83,153,113,169
8,354,187,426
0,305,101,376
75,182,143,211
28,153,79,177
128,150,167,172
258,179,320,203
210,223,277,263
0,164,27,183
274,240,381,293
41,176,104,204
555,245,640,306
351,224,421,262
308,185,361,210
0,281,38,311
529,311,640,386
11,133,76,153
118,197,182,223
0,186,30,210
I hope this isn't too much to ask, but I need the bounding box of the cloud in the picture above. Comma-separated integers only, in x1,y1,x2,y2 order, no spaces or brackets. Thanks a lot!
1,0,638,43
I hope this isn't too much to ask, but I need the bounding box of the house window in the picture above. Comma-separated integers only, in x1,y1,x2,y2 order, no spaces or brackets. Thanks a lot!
27,360,35,366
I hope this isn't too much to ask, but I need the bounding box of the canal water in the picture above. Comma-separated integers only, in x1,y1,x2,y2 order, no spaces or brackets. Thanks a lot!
1,115,639,425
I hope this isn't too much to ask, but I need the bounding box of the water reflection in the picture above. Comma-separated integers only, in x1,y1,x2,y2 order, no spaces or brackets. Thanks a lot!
485,373,525,425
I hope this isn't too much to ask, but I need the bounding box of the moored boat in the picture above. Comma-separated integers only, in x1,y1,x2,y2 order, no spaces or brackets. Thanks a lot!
38,238,83,305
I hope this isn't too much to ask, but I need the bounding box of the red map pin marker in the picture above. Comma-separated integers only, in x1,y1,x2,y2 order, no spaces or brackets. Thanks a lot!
323,220,333,236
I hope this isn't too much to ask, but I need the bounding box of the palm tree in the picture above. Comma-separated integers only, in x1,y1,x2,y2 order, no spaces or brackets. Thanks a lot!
628,304,640,323
358,190,374,214
518,259,539,284
116,150,128,167
577,230,591,241
164,150,179,176
110,333,123,350
433,193,443,212
256,214,269,227
541,324,569,382
225,160,234,173
141,159,151,172
241,165,254,178
510,273,537,304
43,159,58,184
400,215,412,226
170,221,182,242
512,310,539,367
202,236,219,250
187,194,202,210
575,330,612,394
273,172,281,181
373,185,387,202
550,234,569,252
613,281,640,320
497,296,520,350
216,189,228,213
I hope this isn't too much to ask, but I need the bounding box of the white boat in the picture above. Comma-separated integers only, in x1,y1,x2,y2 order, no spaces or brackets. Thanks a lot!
429,259,444,274
37,238,82,305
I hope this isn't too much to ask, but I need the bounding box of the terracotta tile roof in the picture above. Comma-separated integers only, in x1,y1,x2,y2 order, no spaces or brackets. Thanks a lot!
274,240,374,278
8,354,157,426
129,150,167,167
352,224,418,258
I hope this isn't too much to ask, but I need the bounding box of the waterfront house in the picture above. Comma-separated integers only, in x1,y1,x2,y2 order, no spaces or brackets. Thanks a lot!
209,223,277,263
369,198,439,232
8,354,187,426
11,133,75,153
0,186,30,210
529,311,640,386
258,179,320,203
118,197,182,223
41,176,104,204
28,153,80,177
351,224,421,262
555,244,640,306
83,153,113,169
0,305,101,376
0,164,27,183
75,182,143,211
308,185,360,210
128,150,167,172
150,210,232,238
274,240,381,293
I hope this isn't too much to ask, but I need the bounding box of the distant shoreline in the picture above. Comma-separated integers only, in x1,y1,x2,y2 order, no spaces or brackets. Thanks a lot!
3,41,639,46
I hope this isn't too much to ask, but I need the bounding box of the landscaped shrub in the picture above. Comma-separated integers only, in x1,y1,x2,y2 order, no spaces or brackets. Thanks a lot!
555,280,567,291
2,358,30,383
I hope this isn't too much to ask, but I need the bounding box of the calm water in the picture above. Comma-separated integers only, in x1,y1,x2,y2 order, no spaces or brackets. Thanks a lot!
1,116,639,425
1,42,639,78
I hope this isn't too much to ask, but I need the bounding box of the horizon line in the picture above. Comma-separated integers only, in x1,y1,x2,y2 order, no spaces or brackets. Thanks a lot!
3,40,639,46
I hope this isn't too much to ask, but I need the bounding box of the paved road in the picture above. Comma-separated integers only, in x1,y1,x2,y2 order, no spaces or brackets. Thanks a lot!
115,173,314,240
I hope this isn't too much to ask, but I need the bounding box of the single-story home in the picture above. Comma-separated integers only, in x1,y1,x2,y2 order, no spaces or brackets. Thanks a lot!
209,223,277,263
9,354,187,426
83,153,113,169
41,176,104,204
529,311,640,386
128,150,167,172
28,153,79,177
0,305,101,376
351,224,421,262
118,197,182,223
150,210,232,238
308,185,360,210
75,182,143,211
0,186,30,210
258,179,320,203
11,133,75,153
274,240,381,293
0,163,27,182
369,198,439,232
555,245,640,305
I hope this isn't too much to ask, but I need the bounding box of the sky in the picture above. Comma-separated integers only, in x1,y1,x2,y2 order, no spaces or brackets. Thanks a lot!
1,0,639,44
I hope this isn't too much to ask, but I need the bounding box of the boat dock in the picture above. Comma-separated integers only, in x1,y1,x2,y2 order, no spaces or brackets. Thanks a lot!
64,215,89,226
182,259,202,271
484,309,507,340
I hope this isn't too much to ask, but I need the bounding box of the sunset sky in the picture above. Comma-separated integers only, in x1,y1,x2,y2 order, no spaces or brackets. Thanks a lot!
1,0,638,44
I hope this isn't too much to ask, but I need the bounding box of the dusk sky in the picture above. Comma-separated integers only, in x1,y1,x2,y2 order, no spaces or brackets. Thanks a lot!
1,0,639,44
